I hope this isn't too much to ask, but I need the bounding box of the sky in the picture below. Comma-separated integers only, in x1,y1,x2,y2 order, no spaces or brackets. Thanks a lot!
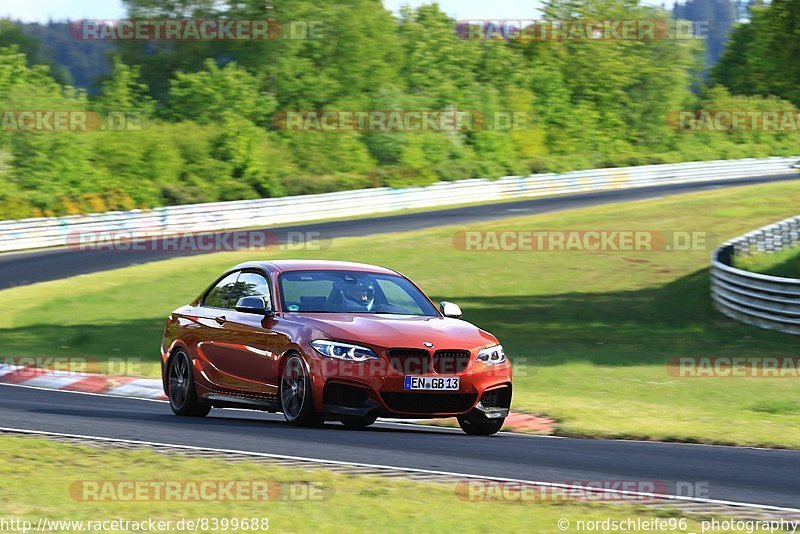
2,0,125,22
1,0,546,24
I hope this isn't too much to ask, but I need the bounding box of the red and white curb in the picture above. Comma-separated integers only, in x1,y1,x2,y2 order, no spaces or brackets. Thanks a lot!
0,365,166,400
0,364,554,432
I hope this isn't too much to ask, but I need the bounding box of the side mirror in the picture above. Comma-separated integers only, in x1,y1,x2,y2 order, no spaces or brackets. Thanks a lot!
235,296,273,315
440,301,463,319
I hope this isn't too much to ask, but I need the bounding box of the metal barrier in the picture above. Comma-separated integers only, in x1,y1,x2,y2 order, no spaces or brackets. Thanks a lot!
711,215,800,335
0,156,797,253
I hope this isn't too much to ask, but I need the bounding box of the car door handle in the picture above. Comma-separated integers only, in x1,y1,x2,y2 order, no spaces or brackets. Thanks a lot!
214,316,227,325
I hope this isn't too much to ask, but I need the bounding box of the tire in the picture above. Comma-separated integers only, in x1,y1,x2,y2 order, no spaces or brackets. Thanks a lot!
341,417,377,430
168,350,211,417
280,355,325,427
457,412,504,436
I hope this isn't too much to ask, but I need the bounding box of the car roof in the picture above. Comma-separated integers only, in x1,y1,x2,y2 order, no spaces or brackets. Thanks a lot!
230,260,400,276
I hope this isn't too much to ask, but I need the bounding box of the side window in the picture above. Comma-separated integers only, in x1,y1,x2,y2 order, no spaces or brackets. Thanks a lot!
230,272,272,309
203,272,240,309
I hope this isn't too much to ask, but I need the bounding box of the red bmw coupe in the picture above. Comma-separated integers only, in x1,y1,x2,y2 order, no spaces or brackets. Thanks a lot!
161,260,512,435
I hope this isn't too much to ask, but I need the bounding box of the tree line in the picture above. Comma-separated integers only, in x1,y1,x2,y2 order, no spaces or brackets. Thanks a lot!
0,0,797,219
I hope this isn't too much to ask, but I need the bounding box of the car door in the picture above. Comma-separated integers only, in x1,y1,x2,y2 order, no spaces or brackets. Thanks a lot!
196,270,283,397
194,271,249,392
218,271,285,398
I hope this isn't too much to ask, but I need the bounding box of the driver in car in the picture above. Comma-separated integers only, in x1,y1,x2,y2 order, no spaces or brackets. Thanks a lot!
340,280,376,312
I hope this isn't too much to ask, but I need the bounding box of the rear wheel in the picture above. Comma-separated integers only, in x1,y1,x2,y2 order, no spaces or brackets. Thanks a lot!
457,411,504,436
281,355,324,427
168,350,210,417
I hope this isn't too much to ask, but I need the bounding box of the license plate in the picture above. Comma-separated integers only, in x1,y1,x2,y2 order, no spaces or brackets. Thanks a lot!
404,376,460,391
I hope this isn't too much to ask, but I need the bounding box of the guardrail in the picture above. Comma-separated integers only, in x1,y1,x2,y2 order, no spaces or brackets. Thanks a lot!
711,216,800,335
0,156,797,253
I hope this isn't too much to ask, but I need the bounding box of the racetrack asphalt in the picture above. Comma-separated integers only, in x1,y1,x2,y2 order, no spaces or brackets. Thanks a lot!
1,385,798,509
1,173,798,289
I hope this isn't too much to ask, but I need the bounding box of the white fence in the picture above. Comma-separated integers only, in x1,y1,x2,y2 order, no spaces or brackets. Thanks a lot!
0,156,797,253
712,215,800,335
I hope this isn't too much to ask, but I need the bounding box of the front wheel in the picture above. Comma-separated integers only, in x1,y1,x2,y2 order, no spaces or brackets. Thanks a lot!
168,350,211,417
280,355,324,427
457,412,504,436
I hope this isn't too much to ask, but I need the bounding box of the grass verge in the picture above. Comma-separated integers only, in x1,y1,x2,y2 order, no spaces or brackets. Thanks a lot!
735,245,800,278
1,180,800,447
0,436,770,533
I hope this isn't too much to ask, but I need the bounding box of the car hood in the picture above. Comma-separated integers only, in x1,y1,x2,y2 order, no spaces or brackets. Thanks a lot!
291,313,497,351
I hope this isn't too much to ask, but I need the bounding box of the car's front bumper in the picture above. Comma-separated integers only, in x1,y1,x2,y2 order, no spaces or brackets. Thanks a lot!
309,355,513,420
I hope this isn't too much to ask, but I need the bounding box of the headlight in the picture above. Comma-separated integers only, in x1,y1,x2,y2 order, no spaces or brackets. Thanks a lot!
476,345,506,365
310,340,379,362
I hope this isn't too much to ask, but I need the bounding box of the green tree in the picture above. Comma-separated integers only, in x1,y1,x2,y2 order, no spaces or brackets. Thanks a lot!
168,60,275,125
94,56,155,116
713,0,800,107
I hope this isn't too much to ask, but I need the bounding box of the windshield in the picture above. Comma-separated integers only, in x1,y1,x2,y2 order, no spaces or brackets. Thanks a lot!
278,270,440,316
